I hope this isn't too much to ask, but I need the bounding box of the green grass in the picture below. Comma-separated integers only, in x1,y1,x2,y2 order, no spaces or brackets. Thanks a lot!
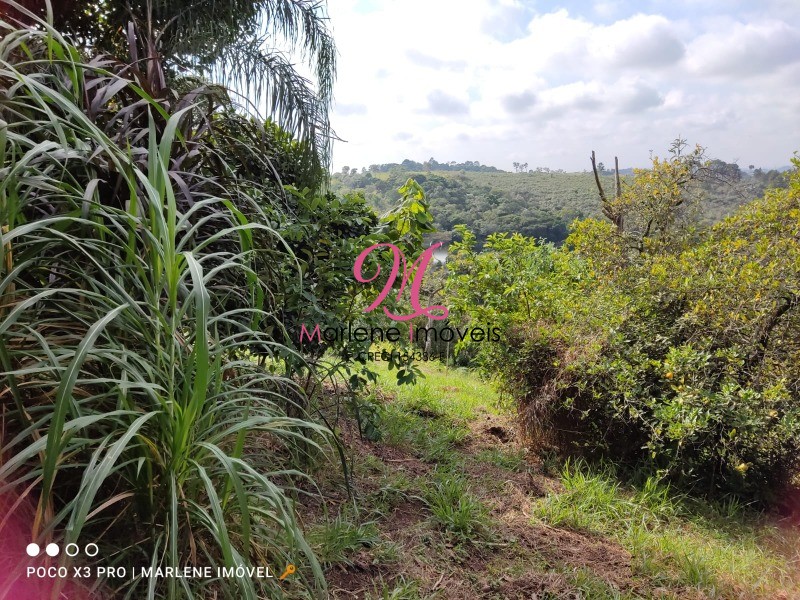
364,576,421,600
374,359,501,421
424,469,490,543
534,460,797,597
365,470,416,517
308,516,381,567
374,396,468,464
365,359,501,464
474,447,527,471
567,567,640,600
303,355,800,598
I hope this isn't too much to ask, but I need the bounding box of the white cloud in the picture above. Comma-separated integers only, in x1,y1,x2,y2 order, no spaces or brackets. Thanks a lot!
618,82,664,113
335,102,368,116
501,90,538,114
323,0,800,171
687,20,800,76
426,90,471,116
406,50,468,71
589,14,685,68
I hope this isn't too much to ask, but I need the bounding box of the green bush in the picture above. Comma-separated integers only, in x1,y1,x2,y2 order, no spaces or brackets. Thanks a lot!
445,160,800,500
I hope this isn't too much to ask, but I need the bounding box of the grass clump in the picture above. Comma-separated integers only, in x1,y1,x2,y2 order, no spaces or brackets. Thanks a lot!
375,359,501,421
424,470,490,543
378,401,468,464
364,576,421,600
308,516,381,567
534,460,798,597
474,447,527,472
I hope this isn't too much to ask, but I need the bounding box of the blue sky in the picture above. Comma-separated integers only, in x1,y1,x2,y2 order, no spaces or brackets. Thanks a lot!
325,0,800,172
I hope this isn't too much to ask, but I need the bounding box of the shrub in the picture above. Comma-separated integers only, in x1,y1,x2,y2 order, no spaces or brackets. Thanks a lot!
445,161,800,500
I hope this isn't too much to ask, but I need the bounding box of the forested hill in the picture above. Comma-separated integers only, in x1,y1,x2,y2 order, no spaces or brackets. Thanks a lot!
330,161,788,244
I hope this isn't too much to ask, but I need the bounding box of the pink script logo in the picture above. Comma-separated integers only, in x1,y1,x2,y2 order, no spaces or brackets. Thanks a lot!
354,242,448,322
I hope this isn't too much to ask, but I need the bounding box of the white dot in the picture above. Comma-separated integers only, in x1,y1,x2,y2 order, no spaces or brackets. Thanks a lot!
45,543,60,557
26,543,40,557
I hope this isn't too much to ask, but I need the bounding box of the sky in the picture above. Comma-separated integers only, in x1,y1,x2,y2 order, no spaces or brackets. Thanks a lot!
322,0,800,173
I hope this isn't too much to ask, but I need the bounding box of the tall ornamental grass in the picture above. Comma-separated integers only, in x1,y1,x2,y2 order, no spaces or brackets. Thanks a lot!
0,8,328,598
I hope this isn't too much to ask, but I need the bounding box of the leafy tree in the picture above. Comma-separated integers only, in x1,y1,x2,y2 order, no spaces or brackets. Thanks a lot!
7,0,337,172
605,140,708,253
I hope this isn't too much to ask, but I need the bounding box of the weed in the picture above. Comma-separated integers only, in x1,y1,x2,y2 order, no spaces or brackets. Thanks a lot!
535,460,795,597
309,517,380,566
424,471,489,543
474,447,527,472
364,576,421,600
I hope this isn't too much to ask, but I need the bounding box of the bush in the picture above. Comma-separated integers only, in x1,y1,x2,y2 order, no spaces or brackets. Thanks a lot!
445,161,800,500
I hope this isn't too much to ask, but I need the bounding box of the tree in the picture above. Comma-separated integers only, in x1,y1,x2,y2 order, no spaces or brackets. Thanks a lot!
10,0,337,172
592,140,708,253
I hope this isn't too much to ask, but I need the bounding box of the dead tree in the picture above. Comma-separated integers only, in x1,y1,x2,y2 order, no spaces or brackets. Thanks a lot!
590,150,624,233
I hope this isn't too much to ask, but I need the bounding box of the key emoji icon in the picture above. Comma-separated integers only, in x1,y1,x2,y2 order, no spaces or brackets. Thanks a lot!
279,564,296,580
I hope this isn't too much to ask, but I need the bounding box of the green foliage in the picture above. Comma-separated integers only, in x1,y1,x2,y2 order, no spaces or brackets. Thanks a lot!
445,153,800,499
21,0,337,167
423,470,489,543
535,460,795,596
332,156,759,246
0,17,329,598
363,157,502,173
364,577,421,600
277,178,436,392
308,517,380,567
378,401,468,463
332,168,587,244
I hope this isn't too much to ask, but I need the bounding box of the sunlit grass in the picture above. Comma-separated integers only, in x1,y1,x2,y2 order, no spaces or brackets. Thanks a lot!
534,460,799,598
372,357,502,420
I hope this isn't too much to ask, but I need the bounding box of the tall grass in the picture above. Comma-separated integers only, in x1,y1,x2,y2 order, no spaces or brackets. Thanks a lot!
0,8,327,598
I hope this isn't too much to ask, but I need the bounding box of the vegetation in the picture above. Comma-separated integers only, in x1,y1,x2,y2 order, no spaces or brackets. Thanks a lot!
0,13,333,598
4,0,337,177
0,5,431,597
332,155,787,245
444,153,800,500
301,361,799,598
1,0,798,597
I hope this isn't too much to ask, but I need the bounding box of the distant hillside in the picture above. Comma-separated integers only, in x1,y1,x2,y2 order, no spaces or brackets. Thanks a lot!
331,160,788,245
343,158,504,174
